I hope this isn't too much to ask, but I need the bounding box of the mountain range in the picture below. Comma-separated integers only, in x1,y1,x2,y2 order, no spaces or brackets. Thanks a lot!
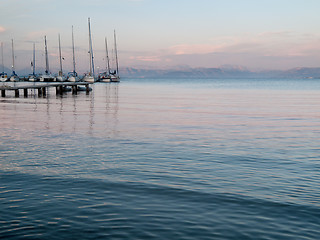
120,66,320,79
2,65,320,79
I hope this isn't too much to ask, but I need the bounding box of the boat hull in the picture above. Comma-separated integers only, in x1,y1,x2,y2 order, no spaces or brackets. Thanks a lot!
10,75,19,82
39,74,55,82
56,76,66,82
83,75,95,83
29,76,38,82
68,76,79,82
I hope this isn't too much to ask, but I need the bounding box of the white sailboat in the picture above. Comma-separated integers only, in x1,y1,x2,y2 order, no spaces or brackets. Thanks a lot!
10,39,19,82
82,17,95,83
39,36,55,82
98,37,111,82
0,42,8,82
29,43,37,82
56,34,66,82
110,30,120,82
68,26,79,82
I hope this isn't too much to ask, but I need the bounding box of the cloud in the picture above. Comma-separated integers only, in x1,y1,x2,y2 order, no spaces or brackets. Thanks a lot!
165,32,320,59
121,31,320,70
258,31,295,38
168,44,223,55
130,55,161,62
0,26,6,33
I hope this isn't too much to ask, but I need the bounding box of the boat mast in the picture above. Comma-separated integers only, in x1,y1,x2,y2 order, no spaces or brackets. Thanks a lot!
32,43,36,75
58,34,63,76
11,39,16,75
44,36,49,74
88,17,95,77
71,25,76,76
114,30,119,76
105,37,111,74
1,42,4,73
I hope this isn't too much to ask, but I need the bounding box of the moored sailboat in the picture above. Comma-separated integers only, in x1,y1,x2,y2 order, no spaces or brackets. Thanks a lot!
110,30,120,82
39,36,55,82
68,26,79,82
98,37,111,82
0,42,8,82
29,43,38,82
82,17,95,83
56,34,66,82
10,39,19,82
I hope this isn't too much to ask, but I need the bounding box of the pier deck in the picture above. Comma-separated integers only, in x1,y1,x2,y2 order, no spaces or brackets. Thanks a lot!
0,82,92,97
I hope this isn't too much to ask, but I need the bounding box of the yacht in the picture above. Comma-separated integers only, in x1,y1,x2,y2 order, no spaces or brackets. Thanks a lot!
56,34,66,82
68,26,79,82
39,36,55,82
0,42,8,82
110,30,120,82
83,17,95,83
10,39,19,82
98,37,111,82
29,43,38,82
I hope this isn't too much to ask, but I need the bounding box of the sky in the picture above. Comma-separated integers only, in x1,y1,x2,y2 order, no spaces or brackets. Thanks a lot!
1,0,320,74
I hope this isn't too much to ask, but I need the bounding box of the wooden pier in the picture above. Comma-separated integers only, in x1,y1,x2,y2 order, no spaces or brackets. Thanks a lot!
0,82,92,97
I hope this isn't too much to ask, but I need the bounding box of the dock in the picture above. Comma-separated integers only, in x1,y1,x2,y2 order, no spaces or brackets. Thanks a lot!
0,82,92,97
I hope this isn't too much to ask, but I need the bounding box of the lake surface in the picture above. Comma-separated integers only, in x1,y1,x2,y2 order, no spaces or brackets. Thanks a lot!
1,78,320,239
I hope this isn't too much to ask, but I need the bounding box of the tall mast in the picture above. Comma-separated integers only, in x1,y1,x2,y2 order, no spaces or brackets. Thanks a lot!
114,30,119,76
105,37,110,74
1,42,4,73
72,25,76,75
11,39,16,75
44,36,49,74
88,17,95,77
32,43,36,75
58,33,63,76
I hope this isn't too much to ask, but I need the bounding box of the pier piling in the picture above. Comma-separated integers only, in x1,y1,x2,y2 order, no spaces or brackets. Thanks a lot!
42,87,46,96
0,82,92,98
72,85,77,94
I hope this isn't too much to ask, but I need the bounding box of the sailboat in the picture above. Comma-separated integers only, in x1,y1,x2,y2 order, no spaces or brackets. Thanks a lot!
56,34,66,82
39,36,55,82
68,26,79,82
82,17,95,83
110,30,120,82
98,37,111,82
29,43,37,82
0,42,8,82
10,39,19,82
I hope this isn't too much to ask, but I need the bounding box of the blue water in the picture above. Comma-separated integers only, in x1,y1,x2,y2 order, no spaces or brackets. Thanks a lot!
1,79,320,239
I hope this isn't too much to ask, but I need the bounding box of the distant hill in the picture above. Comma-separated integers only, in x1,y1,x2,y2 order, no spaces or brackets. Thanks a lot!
120,67,320,79
0,65,11,74
3,64,320,79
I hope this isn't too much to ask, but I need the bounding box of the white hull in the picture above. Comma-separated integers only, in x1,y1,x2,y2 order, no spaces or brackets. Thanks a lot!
100,78,111,83
56,76,66,82
83,75,95,83
29,75,37,82
110,75,120,82
39,74,55,82
0,74,8,82
10,75,19,82
68,76,79,82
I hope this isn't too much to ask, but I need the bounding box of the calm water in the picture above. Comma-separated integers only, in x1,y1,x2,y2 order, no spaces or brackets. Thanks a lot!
1,79,320,239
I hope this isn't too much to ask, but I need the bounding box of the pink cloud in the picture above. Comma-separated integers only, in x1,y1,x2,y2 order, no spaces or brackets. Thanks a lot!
166,32,320,58
0,26,6,33
168,44,224,55
130,55,161,62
